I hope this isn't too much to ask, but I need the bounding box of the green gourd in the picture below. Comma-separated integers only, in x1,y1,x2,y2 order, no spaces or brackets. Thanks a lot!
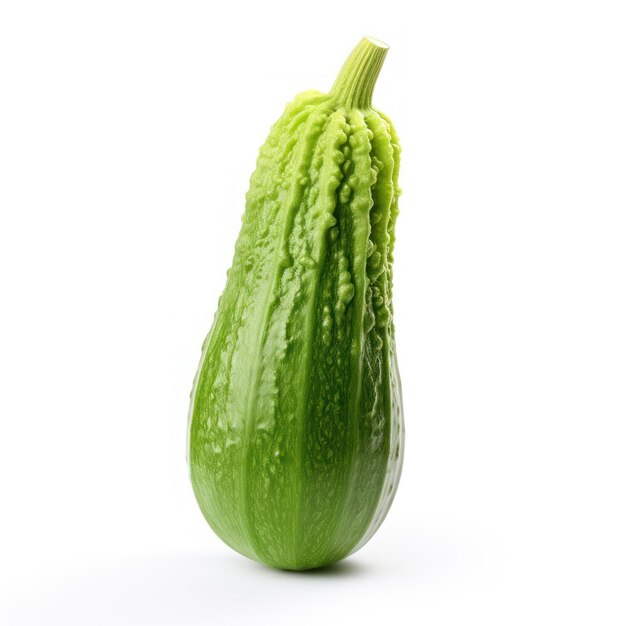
187,37,404,570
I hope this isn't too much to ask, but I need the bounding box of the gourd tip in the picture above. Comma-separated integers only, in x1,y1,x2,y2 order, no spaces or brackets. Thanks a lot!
364,36,390,50
330,36,390,109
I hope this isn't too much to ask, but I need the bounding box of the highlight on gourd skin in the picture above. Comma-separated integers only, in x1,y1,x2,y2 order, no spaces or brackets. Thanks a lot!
187,36,404,571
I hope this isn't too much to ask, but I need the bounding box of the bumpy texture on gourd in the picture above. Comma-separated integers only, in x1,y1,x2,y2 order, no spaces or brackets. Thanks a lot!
188,37,404,570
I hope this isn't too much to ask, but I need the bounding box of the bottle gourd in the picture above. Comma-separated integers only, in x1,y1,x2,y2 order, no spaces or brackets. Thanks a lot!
188,37,404,570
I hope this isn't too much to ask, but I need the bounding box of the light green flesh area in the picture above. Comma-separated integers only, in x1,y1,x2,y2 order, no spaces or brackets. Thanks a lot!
188,89,403,570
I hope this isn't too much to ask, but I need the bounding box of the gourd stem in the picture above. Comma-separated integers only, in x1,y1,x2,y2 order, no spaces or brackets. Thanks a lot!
330,37,389,109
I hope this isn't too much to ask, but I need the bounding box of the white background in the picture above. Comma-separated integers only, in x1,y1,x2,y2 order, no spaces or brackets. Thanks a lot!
1,1,625,624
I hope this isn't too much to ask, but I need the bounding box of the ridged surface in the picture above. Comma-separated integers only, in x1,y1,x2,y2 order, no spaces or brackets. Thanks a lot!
188,40,404,570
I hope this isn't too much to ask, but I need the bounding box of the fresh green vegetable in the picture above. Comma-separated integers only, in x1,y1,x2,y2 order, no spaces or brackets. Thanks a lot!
187,37,404,570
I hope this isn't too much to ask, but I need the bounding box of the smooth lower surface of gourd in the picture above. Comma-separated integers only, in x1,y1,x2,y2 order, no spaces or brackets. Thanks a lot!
187,37,404,571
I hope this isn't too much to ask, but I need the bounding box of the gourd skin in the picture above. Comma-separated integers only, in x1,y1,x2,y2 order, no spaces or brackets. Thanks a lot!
188,38,404,570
